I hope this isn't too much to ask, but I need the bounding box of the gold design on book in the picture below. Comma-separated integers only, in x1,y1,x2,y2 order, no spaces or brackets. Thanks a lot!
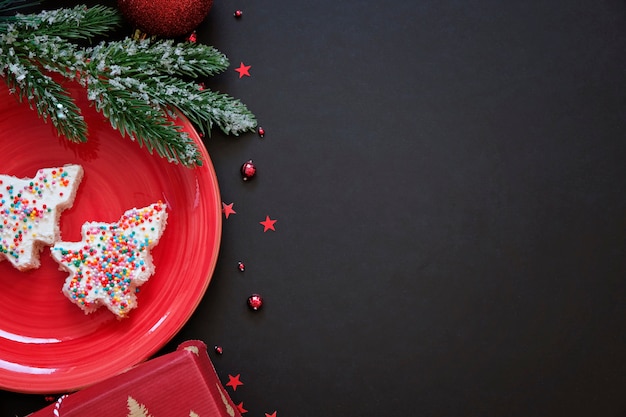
126,396,202,417
184,346,200,355
216,383,236,417
127,396,154,417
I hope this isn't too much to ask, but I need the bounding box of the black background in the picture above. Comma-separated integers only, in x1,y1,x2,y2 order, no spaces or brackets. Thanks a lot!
2,0,626,416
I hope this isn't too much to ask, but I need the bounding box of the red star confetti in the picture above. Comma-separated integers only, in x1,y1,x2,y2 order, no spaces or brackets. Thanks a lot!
222,202,236,219
235,62,251,78
260,215,277,232
265,412,277,417
236,402,248,414
226,374,244,391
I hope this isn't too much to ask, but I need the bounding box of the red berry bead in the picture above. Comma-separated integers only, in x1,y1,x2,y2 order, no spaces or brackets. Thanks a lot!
241,159,256,181
247,294,263,310
238,261,245,272
258,127,265,138
234,10,243,18
214,345,223,355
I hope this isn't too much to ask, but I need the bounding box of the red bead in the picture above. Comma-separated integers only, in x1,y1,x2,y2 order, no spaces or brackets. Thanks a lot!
240,159,256,181
214,345,223,355
237,261,245,272
234,10,243,18
187,32,197,43
257,127,265,138
247,294,263,310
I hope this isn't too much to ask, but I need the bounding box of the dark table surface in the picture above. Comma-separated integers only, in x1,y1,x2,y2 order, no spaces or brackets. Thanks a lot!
2,0,626,416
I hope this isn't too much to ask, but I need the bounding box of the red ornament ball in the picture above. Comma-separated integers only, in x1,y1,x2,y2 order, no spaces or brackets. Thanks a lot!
247,294,264,311
117,0,214,37
257,127,265,138
234,10,243,18
237,261,245,272
214,345,223,355
240,159,256,181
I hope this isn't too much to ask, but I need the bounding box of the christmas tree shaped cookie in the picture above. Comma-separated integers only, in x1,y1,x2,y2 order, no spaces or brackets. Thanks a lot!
51,202,168,318
0,165,83,271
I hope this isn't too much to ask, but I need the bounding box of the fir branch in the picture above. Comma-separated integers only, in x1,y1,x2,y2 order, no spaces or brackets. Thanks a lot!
148,41,228,78
148,76,258,137
16,33,85,79
0,5,258,167
1,49,87,141
81,37,257,158
0,0,36,11
9,5,121,41
86,38,229,80
0,0,39,29
86,74,202,165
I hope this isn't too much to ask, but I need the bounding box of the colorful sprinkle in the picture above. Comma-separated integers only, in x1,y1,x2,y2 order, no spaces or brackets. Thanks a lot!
51,202,168,318
0,165,83,270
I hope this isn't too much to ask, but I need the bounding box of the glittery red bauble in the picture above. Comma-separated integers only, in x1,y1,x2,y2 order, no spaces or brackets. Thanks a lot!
247,294,263,310
240,159,256,181
117,0,214,37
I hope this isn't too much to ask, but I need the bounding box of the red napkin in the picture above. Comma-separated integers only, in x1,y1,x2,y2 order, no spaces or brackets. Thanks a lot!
28,340,241,417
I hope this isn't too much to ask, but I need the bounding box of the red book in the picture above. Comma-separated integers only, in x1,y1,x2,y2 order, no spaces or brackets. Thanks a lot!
28,340,241,417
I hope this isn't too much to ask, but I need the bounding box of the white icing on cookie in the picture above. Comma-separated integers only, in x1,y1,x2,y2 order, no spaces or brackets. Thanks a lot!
0,165,83,271
50,202,168,318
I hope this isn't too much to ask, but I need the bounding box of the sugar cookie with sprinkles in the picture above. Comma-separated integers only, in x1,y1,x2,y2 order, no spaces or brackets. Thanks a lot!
0,164,84,271
50,202,168,318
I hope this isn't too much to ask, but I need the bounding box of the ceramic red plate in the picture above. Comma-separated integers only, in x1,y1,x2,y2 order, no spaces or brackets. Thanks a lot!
0,82,221,393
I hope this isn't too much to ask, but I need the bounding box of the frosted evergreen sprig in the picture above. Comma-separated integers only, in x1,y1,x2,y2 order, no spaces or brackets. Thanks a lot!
0,0,39,29
4,5,120,40
88,37,230,78
2,55,87,141
0,4,258,167
79,38,256,140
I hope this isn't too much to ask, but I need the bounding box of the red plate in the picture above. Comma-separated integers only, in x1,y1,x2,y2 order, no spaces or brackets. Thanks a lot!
0,81,221,393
